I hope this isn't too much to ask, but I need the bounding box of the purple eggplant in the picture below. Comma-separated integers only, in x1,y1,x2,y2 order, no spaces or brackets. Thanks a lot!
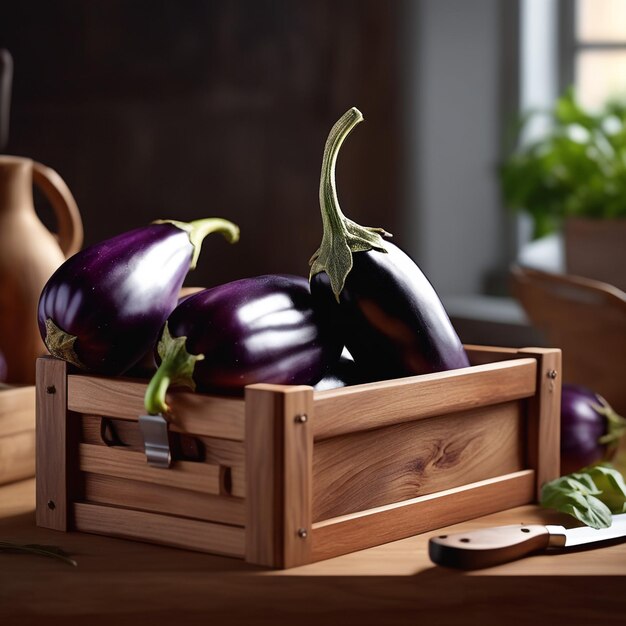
144,274,342,414
309,108,469,381
38,218,239,375
560,383,625,475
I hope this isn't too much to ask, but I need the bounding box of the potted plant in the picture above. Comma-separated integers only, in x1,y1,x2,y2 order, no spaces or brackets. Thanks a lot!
500,88,626,291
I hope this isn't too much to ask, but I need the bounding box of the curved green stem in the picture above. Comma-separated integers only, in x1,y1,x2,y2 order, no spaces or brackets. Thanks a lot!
309,107,391,301
144,322,204,415
596,399,626,450
154,217,240,270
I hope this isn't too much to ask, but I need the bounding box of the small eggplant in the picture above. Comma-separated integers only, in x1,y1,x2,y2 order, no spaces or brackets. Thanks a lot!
309,108,469,381
144,274,342,414
38,218,239,375
560,383,626,475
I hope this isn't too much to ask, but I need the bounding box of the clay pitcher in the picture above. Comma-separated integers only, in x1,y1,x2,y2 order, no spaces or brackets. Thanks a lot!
0,155,83,384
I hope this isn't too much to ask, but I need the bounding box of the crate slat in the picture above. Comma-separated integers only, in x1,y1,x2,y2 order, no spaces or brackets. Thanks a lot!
83,473,245,526
68,375,245,441
312,358,537,440
79,443,224,495
312,401,524,521
310,469,535,563
73,502,245,557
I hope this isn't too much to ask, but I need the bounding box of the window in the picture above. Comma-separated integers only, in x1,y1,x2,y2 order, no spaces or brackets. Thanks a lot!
561,0,626,109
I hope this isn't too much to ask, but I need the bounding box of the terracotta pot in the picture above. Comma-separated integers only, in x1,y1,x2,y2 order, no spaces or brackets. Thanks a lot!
0,155,83,384
564,217,626,292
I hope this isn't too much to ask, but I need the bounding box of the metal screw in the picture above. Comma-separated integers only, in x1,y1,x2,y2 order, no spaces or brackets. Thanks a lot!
297,528,308,539
547,370,558,379
46,385,56,394
294,414,308,424
47,500,56,510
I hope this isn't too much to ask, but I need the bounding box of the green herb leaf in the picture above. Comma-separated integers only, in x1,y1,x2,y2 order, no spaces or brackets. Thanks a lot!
585,464,626,514
540,463,626,528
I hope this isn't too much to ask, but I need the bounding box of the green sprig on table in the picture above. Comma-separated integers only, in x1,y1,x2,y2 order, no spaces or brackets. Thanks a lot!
0,541,77,567
541,463,626,529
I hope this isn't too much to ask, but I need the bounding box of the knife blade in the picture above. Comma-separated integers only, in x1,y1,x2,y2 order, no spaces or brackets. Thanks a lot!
428,513,626,569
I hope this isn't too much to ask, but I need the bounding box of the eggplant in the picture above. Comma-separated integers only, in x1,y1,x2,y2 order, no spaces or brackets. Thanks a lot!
560,383,626,475
309,108,469,381
144,274,342,414
38,218,239,375
313,350,366,391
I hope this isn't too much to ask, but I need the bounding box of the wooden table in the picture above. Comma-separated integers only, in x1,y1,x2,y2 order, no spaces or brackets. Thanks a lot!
1,478,625,625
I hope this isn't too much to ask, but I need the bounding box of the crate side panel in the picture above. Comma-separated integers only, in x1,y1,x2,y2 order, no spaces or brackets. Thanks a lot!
311,470,535,563
83,473,245,526
68,375,245,440
312,401,524,522
312,359,536,440
73,502,245,557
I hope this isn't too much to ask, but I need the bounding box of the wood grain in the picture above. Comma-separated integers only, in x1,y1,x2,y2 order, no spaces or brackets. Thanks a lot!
83,472,245,526
68,374,245,440
79,415,246,497
520,347,562,498
79,443,225,495
244,384,314,568
310,470,536,563
312,401,524,522
244,384,284,567
73,501,245,557
282,387,314,568
312,358,537,440
35,357,71,530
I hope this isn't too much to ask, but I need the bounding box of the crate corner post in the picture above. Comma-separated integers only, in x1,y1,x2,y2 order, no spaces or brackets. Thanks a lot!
519,347,562,500
244,383,314,569
36,356,72,530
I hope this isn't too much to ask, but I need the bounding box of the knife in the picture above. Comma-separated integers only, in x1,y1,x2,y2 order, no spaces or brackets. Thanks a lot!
429,513,626,569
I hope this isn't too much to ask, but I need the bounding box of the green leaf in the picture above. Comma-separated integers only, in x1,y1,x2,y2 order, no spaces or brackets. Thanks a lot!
540,463,626,528
585,464,626,514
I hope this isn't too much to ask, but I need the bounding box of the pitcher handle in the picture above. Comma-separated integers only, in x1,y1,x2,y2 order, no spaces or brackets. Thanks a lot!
32,161,83,258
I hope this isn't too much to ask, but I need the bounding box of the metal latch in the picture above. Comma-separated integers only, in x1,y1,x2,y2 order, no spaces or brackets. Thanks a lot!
138,413,172,469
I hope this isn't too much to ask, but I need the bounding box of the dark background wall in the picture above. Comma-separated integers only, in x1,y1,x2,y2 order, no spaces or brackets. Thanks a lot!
1,0,406,289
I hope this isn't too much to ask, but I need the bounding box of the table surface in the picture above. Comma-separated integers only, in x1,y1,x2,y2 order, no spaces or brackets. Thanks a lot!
1,478,625,625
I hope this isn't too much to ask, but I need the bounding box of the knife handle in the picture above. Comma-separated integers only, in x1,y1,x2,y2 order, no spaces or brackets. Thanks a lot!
429,524,551,569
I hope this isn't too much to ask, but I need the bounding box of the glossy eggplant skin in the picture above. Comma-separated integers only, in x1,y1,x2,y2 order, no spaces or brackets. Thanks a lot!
38,223,197,375
165,274,342,393
560,383,625,474
311,241,470,381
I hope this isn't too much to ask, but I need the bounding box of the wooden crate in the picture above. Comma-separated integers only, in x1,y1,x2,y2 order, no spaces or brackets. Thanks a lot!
0,385,36,486
35,345,561,568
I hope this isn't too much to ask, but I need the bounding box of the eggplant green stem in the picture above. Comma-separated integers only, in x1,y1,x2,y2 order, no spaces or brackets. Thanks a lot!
309,107,391,300
144,322,204,415
595,398,626,451
153,217,240,270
